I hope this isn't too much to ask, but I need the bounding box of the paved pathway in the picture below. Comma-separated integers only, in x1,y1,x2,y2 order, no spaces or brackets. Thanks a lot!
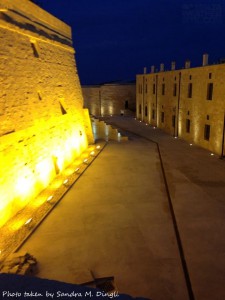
19,116,225,300
104,116,225,300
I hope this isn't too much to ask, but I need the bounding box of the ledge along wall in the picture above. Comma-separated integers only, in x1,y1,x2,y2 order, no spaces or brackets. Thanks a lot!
0,0,94,227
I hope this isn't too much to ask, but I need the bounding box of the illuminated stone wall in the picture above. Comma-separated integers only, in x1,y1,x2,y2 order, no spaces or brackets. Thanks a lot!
82,82,136,116
0,0,93,227
137,64,225,156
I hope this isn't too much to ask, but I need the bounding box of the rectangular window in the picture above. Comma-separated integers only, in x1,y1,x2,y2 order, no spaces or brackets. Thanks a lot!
162,83,165,95
145,84,148,93
207,83,213,100
204,124,210,140
145,106,148,116
153,84,156,94
188,83,192,98
139,84,143,94
161,112,164,123
139,104,142,114
152,109,155,119
172,115,176,127
186,119,191,133
173,83,177,96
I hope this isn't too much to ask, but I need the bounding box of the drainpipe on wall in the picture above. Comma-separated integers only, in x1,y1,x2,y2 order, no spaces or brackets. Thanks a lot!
220,112,225,158
176,72,182,137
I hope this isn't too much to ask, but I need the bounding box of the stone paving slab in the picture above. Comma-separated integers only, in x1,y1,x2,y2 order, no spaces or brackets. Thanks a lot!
19,135,188,300
103,116,225,300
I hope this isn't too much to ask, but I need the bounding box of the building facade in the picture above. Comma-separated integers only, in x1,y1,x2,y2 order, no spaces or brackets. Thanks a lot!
82,82,136,117
136,55,225,156
0,0,93,227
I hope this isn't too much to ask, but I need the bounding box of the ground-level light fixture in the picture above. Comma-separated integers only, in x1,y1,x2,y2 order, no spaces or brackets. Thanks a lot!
96,145,101,150
210,153,214,156
75,167,80,173
24,218,32,226
63,179,69,186
174,136,178,139
90,151,95,156
190,143,193,146
83,158,88,164
47,195,53,202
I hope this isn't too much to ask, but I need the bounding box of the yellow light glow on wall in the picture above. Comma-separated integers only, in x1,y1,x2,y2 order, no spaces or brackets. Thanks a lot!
15,177,33,199
31,195,46,208
51,179,63,189
108,105,113,115
36,159,53,187
0,0,94,229
10,219,26,231
0,116,92,228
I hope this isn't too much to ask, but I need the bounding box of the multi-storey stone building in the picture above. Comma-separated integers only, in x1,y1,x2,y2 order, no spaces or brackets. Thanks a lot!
136,55,225,156
0,0,93,227
82,81,136,117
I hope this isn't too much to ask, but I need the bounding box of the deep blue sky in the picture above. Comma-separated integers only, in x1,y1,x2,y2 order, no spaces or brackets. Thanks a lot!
38,0,225,84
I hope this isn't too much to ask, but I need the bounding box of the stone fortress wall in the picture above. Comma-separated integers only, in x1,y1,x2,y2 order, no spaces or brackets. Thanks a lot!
82,82,136,117
136,55,225,156
0,0,93,227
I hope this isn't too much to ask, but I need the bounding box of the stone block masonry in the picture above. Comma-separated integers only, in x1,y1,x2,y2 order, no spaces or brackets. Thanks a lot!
83,82,136,117
137,61,225,156
0,0,94,227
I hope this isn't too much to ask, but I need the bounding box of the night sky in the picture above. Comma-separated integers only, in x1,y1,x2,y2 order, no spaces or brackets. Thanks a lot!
37,0,225,85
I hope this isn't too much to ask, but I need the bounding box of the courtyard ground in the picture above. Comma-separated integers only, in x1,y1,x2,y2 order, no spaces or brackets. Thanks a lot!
18,116,225,300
